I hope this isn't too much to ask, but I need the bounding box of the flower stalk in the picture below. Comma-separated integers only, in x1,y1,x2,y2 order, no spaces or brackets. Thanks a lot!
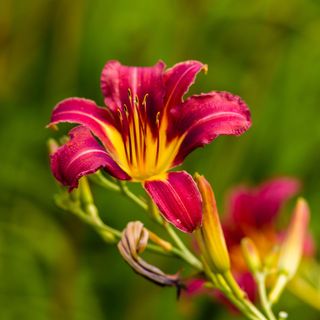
45,58,309,320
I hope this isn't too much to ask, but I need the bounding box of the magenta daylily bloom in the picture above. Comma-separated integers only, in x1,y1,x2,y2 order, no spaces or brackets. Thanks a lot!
48,60,251,232
222,178,315,301
223,178,301,245
184,178,312,308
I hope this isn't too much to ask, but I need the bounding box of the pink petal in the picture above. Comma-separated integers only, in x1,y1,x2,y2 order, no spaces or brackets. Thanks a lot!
168,91,251,166
51,126,130,190
100,60,165,135
163,60,206,109
228,178,300,229
144,171,202,233
236,272,257,302
278,230,316,258
48,98,117,152
184,278,206,296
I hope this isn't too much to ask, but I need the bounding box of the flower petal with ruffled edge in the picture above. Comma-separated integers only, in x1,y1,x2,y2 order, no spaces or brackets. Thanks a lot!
50,126,130,190
144,171,202,232
163,60,207,110
168,91,252,166
48,98,117,153
100,60,165,135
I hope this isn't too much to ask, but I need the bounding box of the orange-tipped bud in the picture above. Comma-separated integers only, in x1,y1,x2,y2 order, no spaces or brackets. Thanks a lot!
194,174,230,273
269,198,310,304
278,198,309,279
241,238,262,273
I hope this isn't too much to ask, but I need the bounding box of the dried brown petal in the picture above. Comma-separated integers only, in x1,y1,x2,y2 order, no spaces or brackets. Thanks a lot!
118,221,180,288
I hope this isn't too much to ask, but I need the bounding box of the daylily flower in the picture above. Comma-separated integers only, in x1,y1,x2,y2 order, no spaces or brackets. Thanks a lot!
48,60,251,232
222,178,314,301
184,178,314,305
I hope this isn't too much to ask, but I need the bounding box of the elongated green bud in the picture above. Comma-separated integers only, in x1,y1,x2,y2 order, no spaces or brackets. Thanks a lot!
241,238,262,273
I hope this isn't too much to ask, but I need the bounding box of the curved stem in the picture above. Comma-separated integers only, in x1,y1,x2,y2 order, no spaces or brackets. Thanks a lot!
163,221,202,271
89,172,120,192
269,274,288,306
223,271,268,320
70,206,176,257
118,181,148,210
209,272,265,320
256,273,277,320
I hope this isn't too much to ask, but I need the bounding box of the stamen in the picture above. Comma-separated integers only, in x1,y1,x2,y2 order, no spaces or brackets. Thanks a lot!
142,93,149,107
156,111,161,126
131,109,140,167
117,108,130,164
142,94,148,162
117,108,123,122
123,103,133,163
155,111,161,166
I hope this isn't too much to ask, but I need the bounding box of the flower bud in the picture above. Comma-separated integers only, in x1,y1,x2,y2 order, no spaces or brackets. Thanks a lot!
278,198,309,279
194,174,230,273
269,198,310,304
241,237,261,273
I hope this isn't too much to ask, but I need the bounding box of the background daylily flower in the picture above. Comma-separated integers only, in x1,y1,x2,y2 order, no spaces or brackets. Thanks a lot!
222,178,314,302
184,178,314,306
48,60,251,232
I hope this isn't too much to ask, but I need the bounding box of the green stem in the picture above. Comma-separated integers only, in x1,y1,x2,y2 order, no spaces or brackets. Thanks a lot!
256,273,277,320
223,291,262,320
223,271,267,320
70,206,174,257
223,270,246,300
269,274,288,305
118,181,148,211
163,221,202,271
211,273,264,320
89,172,120,192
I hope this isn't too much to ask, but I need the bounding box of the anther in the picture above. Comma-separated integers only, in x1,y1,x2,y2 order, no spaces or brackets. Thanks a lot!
142,93,149,107
156,112,161,126
134,95,139,106
117,108,123,121
127,88,132,100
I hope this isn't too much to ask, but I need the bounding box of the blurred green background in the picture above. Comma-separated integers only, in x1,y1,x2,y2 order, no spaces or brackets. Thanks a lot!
1,0,320,319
